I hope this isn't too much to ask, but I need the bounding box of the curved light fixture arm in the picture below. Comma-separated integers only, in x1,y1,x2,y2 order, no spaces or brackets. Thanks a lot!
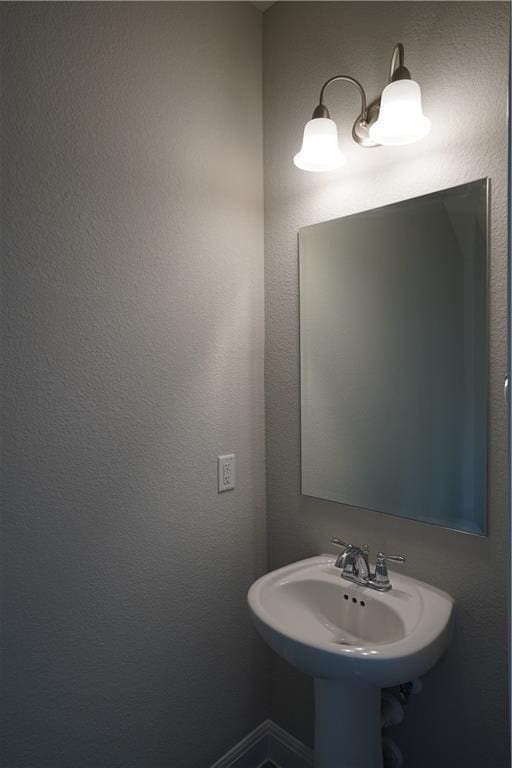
317,75,368,122
388,42,411,82
312,75,378,147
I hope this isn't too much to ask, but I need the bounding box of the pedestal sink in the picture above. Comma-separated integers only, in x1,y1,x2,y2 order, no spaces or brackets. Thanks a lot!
247,555,454,768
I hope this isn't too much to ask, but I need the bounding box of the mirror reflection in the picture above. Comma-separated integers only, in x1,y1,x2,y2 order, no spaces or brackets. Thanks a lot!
299,180,488,534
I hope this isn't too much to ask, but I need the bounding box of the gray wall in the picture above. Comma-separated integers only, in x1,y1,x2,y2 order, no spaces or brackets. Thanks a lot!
2,3,509,767
263,3,509,767
1,4,267,767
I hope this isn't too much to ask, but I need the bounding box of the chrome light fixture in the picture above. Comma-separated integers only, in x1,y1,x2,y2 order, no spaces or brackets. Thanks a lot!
294,43,431,172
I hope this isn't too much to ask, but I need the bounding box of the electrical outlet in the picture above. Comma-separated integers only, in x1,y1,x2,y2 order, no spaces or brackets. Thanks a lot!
218,454,235,492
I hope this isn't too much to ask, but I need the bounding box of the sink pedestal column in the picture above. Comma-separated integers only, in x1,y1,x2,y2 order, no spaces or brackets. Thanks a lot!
314,678,382,768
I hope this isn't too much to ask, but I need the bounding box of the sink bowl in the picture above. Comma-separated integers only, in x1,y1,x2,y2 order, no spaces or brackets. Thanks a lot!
248,555,454,768
248,554,453,688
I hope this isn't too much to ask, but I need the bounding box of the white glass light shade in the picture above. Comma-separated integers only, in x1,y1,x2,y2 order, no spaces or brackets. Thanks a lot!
293,118,346,172
368,79,431,146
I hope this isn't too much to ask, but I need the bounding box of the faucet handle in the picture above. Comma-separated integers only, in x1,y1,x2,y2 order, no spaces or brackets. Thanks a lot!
330,537,349,549
331,538,370,553
370,552,406,591
377,552,406,564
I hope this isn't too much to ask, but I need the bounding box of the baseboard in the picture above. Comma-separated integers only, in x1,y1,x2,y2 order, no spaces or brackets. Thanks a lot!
266,721,314,768
210,720,313,768
210,721,270,768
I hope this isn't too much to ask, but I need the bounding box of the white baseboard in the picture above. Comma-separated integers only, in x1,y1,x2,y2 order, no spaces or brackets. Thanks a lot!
209,721,269,768
210,720,314,768
266,721,314,768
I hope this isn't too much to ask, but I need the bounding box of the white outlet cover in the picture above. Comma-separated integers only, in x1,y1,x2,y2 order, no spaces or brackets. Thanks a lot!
218,454,235,492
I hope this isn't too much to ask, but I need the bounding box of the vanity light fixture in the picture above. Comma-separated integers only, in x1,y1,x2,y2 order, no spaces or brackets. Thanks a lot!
294,43,431,172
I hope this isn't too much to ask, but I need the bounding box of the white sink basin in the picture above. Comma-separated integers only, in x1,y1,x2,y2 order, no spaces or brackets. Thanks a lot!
248,554,453,688
248,555,454,767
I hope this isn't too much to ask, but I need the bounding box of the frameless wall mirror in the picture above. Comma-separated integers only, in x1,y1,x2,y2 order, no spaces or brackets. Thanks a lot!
299,179,488,535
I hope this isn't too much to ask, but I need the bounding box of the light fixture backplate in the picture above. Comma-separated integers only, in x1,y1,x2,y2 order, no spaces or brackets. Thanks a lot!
352,101,381,147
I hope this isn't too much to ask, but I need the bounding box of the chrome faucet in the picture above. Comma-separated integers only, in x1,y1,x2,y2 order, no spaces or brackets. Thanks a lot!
330,537,405,592
331,538,371,585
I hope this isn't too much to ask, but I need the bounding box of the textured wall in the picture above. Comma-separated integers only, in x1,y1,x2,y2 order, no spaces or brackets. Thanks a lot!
263,3,509,766
1,4,267,767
